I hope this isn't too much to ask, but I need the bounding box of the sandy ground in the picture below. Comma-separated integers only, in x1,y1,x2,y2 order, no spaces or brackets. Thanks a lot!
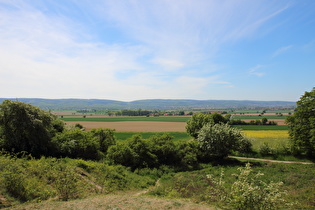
66,121,187,132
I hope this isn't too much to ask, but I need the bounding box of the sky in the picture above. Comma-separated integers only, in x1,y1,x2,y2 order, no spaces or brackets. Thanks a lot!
0,0,314,102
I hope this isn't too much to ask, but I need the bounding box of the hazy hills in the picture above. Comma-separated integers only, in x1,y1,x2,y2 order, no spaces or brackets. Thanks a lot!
0,98,296,110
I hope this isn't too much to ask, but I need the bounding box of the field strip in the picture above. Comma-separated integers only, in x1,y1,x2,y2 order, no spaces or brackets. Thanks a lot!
229,156,314,164
65,121,187,132
241,119,286,125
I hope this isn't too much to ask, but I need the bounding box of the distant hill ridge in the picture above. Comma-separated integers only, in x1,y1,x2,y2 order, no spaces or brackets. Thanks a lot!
0,98,296,110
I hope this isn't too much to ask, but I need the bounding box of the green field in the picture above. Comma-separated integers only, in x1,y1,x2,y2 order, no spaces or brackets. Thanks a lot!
232,115,286,119
232,125,288,130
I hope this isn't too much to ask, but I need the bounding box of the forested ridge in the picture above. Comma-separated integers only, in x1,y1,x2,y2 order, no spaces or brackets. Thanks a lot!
0,98,295,110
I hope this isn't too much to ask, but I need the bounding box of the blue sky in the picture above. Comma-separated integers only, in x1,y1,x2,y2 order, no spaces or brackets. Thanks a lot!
0,0,314,102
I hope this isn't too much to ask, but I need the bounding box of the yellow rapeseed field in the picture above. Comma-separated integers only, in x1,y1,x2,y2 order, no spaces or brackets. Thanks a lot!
241,130,289,138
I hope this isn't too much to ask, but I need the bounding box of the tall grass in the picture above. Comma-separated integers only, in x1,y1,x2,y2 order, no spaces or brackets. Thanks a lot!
149,162,315,209
0,154,156,206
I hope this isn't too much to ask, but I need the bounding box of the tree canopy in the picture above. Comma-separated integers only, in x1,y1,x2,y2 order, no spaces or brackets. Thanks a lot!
0,100,64,156
186,112,227,138
286,87,315,157
197,123,251,159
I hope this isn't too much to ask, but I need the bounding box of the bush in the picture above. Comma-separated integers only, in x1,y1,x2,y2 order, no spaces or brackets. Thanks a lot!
229,163,288,209
147,134,177,166
0,156,56,202
259,143,274,156
176,141,199,170
90,128,116,154
52,128,101,160
0,100,64,157
197,123,248,159
107,143,135,167
107,134,181,169
186,113,226,138
51,164,81,201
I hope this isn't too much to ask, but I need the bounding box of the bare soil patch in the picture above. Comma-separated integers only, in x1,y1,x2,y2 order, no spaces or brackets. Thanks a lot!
66,121,187,132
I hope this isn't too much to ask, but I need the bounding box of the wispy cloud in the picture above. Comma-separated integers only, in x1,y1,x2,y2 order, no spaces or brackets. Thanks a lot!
0,0,291,100
249,65,265,77
272,45,293,57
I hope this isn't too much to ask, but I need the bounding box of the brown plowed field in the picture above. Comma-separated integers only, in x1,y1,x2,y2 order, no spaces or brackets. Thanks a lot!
66,121,187,132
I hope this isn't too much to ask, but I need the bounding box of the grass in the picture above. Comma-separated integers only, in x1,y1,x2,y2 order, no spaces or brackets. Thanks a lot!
242,130,290,153
2,155,314,209
148,161,315,209
7,192,216,210
61,116,191,122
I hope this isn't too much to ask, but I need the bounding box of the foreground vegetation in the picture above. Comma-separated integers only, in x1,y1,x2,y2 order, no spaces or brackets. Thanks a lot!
1,87,315,209
0,154,314,209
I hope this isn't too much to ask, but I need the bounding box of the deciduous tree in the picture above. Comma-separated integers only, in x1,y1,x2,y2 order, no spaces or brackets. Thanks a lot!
197,123,251,159
286,87,315,157
0,100,64,156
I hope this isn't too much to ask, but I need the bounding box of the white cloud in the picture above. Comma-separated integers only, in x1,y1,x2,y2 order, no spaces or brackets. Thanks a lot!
249,65,265,77
272,45,293,57
0,0,290,100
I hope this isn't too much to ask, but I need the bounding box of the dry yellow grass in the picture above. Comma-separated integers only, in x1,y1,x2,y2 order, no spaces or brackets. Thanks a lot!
9,192,216,210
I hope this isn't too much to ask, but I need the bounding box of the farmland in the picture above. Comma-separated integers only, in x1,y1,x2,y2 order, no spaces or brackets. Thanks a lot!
59,111,290,131
2,100,315,209
61,116,191,122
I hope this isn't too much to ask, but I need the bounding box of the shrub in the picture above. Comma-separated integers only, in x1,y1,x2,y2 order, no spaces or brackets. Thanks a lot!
52,128,101,160
0,100,64,157
229,163,288,209
147,134,177,166
51,164,81,201
176,141,199,170
107,143,135,167
186,112,226,138
1,157,56,202
259,143,274,156
90,128,116,154
197,123,248,159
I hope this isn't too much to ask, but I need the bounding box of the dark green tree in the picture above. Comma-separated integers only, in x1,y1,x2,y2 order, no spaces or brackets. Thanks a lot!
52,128,100,160
147,133,177,165
0,100,64,156
186,112,227,138
286,87,315,157
262,117,268,125
90,128,116,154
